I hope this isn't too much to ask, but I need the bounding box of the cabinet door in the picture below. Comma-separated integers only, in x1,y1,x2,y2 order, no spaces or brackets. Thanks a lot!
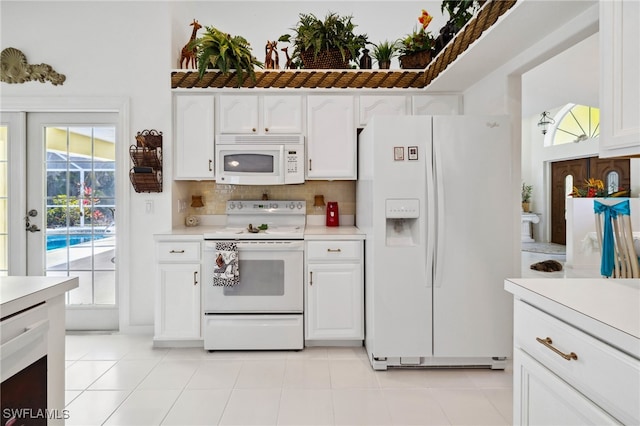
599,0,640,157
412,95,461,115
358,95,407,126
263,95,303,133
155,263,201,339
514,349,619,425
306,263,363,340
219,95,259,133
174,95,215,179
307,96,356,179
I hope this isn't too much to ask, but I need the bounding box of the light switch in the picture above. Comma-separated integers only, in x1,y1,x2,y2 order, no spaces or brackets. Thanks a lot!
145,200,154,214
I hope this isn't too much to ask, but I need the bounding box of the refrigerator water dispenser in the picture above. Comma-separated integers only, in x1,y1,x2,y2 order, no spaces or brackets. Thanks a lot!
385,199,419,246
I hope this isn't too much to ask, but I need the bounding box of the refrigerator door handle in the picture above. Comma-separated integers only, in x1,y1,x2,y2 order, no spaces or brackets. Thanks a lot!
433,135,445,288
426,134,436,288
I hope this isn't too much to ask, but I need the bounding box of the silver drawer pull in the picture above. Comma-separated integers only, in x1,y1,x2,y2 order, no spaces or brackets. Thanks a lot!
327,248,342,253
536,337,578,361
169,249,185,254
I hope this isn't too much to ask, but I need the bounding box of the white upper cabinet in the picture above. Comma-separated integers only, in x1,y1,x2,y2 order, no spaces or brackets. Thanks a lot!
306,95,356,180
174,94,215,180
358,95,408,126
412,95,462,115
219,95,303,134
599,0,640,158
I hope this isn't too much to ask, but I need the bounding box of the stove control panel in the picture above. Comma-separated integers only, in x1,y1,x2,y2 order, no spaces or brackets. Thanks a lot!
226,200,306,214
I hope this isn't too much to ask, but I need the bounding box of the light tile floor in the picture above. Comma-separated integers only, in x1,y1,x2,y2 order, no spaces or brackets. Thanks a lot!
64,334,513,426
63,250,581,426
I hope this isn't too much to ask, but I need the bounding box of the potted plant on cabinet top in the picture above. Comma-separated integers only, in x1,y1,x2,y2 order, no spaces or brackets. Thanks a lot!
399,9,435,69
190,25,263,87
279,12,368,69
434,0,483,54
521,182,532,212
371,40,400,69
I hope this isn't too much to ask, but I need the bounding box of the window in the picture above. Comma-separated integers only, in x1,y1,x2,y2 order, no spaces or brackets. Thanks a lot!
551,104,600,145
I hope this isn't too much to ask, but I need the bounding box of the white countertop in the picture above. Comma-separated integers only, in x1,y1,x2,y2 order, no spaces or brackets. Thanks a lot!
1,276,79,318
505,278,640,358
304,225,365,240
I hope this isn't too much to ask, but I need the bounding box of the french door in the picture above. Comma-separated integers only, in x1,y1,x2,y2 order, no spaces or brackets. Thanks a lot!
3,112,119,330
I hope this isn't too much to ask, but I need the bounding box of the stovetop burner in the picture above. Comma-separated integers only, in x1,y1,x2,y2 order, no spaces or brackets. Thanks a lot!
203,200,306,240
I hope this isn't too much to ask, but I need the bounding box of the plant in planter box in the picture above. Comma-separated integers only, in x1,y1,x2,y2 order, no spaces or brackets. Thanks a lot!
279,12,368,69
521,182,532,212
190,25,263,87
371,40,400,69
399,9,435,69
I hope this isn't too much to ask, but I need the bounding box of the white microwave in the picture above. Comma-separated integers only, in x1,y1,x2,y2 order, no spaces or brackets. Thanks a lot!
215,135,305,185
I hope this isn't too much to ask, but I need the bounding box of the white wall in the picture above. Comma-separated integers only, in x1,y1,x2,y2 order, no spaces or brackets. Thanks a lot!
0,1,443,331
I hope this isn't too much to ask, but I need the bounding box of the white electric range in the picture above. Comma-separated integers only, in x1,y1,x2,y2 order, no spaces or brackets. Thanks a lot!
203,200,306,350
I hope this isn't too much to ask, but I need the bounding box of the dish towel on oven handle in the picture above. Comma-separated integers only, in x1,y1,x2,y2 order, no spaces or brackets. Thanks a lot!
212,241,239,286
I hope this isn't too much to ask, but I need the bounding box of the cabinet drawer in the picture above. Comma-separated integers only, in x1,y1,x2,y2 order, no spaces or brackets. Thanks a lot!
515,300,640,424
156,242,201,262
306,241,361,261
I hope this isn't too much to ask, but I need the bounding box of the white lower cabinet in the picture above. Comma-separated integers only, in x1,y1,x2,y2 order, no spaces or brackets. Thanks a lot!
515,348,618,425
513,299,639,425
305,240,363,341
154,239,202,345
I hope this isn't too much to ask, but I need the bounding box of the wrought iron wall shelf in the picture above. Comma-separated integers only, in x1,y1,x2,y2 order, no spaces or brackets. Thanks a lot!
129,130,162,193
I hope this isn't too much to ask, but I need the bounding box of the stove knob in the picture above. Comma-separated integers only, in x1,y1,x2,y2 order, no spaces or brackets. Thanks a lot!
288,202,295,209
297,202,304,209
270,203,278,209
237,203,243,210
228,202,236,210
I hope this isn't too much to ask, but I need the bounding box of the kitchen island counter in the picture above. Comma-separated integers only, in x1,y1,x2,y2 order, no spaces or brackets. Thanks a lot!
504,278,639,359
1,276,78,426
1,276,78,318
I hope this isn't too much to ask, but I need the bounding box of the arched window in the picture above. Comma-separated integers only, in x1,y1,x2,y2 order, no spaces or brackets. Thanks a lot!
565,174,574,197
606,171,620,194
550,104,600,145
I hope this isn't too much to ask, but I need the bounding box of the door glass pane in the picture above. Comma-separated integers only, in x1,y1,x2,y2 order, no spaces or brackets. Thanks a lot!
44,126,116,305
0,125,7,276
223,259,285,296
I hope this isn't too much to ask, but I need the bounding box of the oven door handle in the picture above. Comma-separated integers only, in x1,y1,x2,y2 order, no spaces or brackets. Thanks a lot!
234,241,304,250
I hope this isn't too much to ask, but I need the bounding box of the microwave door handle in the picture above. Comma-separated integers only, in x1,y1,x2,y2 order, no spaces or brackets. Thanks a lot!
279,145,285,184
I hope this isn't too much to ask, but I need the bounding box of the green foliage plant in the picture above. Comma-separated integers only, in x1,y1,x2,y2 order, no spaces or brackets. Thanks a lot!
371,40,400,65
441,0,482,30
191,25,263,87
279,12,368,68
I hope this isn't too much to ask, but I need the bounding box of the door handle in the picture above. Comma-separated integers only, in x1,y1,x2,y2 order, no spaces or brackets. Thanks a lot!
209,159,213,172
25,210,41,232
193,271,198,285
309,159,312,171
309,271,313,286
536,337,578,361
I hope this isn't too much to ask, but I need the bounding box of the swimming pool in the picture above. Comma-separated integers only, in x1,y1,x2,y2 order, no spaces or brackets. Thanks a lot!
46,234,108,251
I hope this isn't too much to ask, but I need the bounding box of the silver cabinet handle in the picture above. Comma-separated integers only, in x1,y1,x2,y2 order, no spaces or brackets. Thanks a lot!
309,159,312,171
169,249,185,254
193,271,198,285
209,159,213,172
310,271,313,286
327,248,342,253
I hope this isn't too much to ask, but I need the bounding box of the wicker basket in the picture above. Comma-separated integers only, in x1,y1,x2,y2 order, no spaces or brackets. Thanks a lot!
399,50,433,69
301,48,350,69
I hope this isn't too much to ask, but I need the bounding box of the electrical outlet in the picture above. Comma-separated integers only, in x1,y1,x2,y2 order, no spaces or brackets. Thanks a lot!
178,199,186,213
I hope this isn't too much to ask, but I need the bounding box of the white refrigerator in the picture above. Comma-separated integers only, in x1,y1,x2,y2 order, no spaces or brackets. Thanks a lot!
356,115,516,370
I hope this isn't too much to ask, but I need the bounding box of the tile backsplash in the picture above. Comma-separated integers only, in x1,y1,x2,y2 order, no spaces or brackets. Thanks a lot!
181,181,356,216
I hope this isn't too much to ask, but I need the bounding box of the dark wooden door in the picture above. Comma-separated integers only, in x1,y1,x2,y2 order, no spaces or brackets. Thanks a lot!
550,157,630,245
590,158,631,195
550,158,588,244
